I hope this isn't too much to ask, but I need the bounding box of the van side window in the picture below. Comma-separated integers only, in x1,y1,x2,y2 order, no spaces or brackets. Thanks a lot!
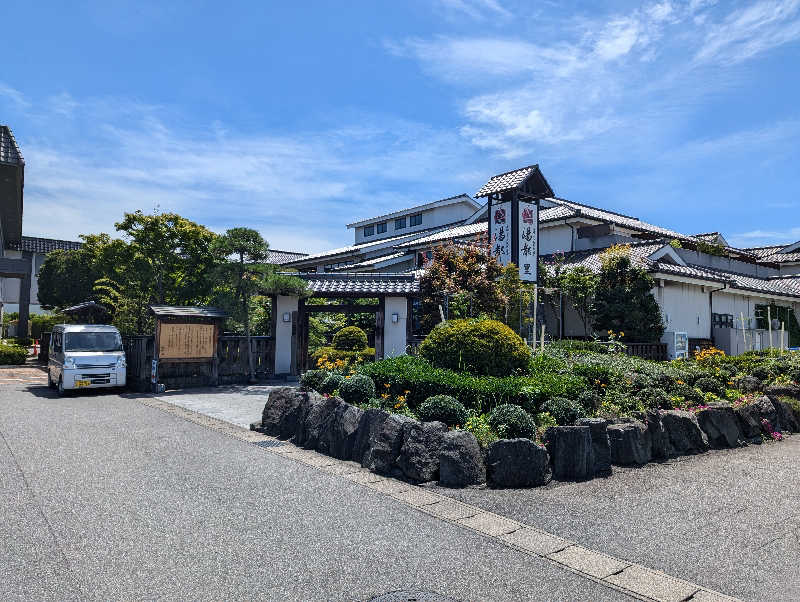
53,333,63,353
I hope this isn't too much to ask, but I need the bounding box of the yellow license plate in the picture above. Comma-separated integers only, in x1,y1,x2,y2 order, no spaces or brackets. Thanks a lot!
74,379,91,388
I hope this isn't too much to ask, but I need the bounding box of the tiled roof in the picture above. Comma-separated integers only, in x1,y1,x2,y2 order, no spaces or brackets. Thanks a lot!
331,252,411,271
346,194,477,228
268,249,308,265
6,236,83,253
650,262,732,283
296,273,420,296
149,305,228,318
742,245,800,264
394,222,488,249
0,125,23,165
475,164,555,198
540,241,666,272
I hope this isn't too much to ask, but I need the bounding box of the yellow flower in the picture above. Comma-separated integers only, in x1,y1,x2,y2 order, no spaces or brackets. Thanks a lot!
383,383,391,389
380,393,389,400
619,332,624,337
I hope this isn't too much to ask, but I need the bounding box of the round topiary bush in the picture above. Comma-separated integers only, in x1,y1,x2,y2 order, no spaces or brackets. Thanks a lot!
419,319,531,377
539,397,586,426
694,377,724,397
417,395,468,427
488,404,537,439
339,373,376,405
319,373,345,395
300,369,329,392
332,326,368,351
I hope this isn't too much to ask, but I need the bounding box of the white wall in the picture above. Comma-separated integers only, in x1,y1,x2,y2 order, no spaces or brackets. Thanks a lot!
656,281,710,339
274,295,298,374
352,201,476,244
383,297,408,358
538,224,574,255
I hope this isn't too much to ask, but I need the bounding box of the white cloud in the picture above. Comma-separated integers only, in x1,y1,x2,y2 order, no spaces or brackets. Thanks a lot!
0,82,29,109
728,227,800,247
435,0,511,20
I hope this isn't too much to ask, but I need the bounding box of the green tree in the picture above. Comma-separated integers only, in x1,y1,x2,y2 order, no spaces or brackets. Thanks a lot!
212,227,270,381
592,245,664,343
559,266,597,337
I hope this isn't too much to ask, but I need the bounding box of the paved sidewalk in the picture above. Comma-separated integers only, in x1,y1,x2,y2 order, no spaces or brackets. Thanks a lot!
153,384,286,428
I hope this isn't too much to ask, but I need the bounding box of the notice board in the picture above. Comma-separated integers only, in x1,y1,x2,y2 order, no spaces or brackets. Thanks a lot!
158,323,216,359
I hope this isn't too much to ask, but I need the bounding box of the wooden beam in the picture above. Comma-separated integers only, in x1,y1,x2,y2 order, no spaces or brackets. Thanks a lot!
305,303,381,313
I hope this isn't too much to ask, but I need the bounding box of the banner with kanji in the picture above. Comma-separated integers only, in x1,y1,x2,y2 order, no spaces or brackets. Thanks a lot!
518,201,538,282
490,202,512,266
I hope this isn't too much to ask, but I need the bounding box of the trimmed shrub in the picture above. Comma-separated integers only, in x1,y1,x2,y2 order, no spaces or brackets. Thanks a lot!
576,390,601,414
300,369,329,392
310,346,375,368
332,326,368,351
694,377,725,397
488,404,537,439
419,318,531,377
0,344,27,365
319,373,345,395
638,387,673,410
339,374,376,406
540,397,586,426
417,395,468,427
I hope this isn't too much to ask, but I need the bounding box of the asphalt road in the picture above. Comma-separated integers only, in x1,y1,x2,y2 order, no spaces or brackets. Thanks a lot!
0,384,629,602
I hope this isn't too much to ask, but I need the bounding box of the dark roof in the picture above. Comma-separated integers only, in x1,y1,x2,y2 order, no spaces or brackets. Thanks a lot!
295,273,420,296
149,305,228,318
6,236,83,253
62,301,111,315
742,244,800,264
0,125,23,165
268,249,308,265
475,164,554,199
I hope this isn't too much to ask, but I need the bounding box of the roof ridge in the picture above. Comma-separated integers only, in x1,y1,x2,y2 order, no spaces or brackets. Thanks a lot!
485,164,538,179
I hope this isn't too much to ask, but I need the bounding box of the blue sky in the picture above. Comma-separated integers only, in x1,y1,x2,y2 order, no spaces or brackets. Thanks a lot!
1,0,799,252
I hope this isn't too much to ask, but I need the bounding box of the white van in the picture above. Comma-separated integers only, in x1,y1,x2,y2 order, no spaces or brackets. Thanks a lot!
48,324,126,395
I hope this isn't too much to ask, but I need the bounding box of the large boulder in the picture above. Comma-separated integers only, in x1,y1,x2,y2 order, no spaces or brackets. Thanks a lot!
317,402,365,460
765,384,800,401
486,438,551,488
544,426,595,481
644,410,671,460
352,408,390,464
261,387,321,441
439,430,485,487
362,414,416,475
697,404,743,448
770,398,800,433
660,410,709,455
753,395,779,431
735,375,763,394
607,421,651,465
397,421,448,482
576,418,611,476
735,403,763,442
301,396,346,449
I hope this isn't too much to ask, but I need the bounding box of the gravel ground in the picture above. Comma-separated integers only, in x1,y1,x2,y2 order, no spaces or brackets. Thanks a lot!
0,384,629,602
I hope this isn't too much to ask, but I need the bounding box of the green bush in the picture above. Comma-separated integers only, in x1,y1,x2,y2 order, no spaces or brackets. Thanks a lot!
540,397,586,426
319,373,345,395
488,404,537,439
638,387,673,410
419,318,531,377
300,369,329,392
694,377,724,397
417,395,468,427
339,374,376,406
0,344,27,365
464,412,498,447
13,337,33,347
332,326,368,351
310,346,375,369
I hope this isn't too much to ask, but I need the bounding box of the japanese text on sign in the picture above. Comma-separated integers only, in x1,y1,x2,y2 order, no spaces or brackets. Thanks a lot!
518,201,538,282
490,201,512,266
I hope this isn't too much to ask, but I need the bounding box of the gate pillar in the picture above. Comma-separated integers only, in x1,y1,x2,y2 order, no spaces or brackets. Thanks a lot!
383,296,408,358
274,295,299,376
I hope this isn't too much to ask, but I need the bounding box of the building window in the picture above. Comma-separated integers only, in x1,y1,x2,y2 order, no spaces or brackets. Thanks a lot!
410,213,422,227
377,222,387,234
395,217,406,230
363,224,374,237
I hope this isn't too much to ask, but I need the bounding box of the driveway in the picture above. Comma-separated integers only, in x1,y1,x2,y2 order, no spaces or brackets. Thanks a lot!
0,383,627,601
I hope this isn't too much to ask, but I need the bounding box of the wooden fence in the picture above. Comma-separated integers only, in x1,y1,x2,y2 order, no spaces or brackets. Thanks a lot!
123,334,275,391
624,342,668,361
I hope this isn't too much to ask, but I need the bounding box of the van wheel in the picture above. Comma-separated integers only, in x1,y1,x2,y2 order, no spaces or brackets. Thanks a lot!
57,376,66,397
47,372,55,389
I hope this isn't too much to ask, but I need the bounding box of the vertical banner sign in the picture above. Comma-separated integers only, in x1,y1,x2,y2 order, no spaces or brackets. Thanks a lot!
518,200,538,282
490,202,512,266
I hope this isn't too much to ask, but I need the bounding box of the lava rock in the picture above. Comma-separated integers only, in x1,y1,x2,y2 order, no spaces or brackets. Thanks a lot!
397,421,448,482
352,409,390,464
439,430,485,487
317,402,365,460
770,398,800,433
261,387,320,440
765,384,800,401
249,420,263,432
753,396,779,431
696,404,742,448
735,403,763,441
607,421,651,465
362,414,416,475
643,410,671,460
660,410,709,455
486,438,551,488
302,396,345,449
544,426,595,480
577,418,612,476
735,375,763,394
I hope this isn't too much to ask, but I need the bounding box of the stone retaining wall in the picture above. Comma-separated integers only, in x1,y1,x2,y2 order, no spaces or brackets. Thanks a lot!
252,385,800,489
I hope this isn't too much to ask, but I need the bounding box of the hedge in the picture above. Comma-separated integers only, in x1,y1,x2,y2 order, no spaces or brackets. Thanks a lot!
0,344,28,365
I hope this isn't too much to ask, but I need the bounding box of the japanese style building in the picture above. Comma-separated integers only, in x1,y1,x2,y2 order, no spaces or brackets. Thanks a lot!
284,164,800,357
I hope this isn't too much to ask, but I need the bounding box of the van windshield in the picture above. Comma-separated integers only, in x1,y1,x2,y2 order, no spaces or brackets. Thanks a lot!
64,332,123,352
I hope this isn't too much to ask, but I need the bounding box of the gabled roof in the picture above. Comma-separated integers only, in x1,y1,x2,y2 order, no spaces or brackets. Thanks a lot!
693,232,729,246
6,236,83,254
346,194,480,229
743,243,800,264
475,164,554,199
0,125,23,165
268,249,308,265
293,273,420,296
149,305,228,318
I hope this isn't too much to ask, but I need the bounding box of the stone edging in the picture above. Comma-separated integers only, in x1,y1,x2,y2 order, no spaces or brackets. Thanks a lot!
133,392,741,602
